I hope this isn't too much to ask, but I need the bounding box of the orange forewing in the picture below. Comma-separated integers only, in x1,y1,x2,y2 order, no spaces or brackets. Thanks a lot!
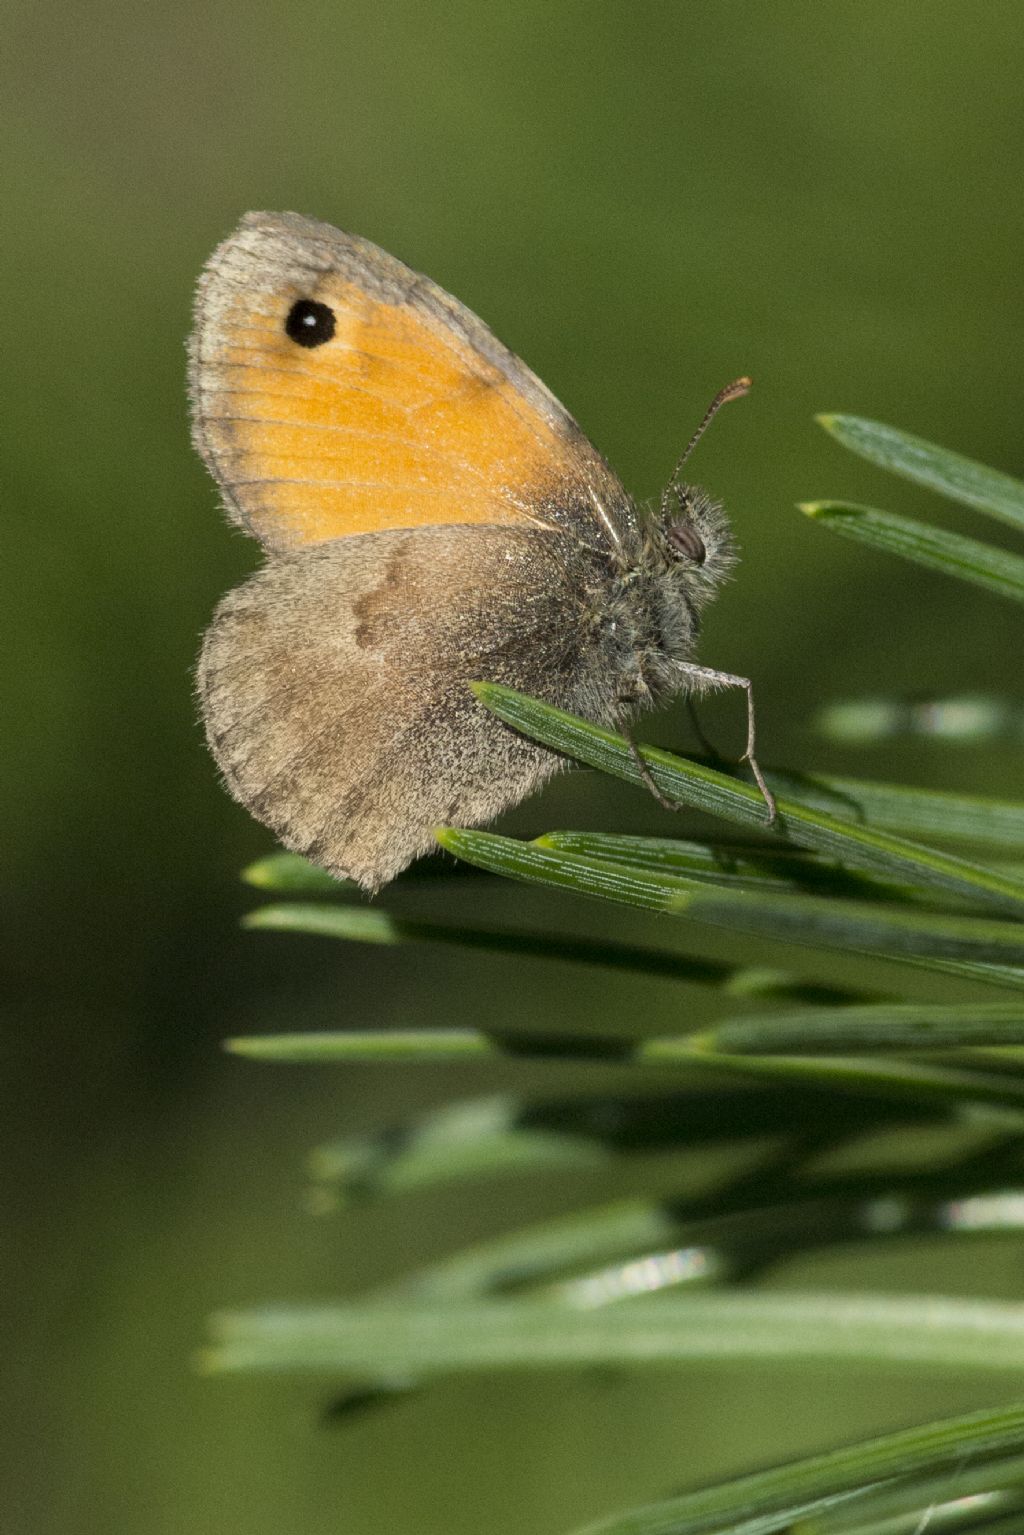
190,215,622,550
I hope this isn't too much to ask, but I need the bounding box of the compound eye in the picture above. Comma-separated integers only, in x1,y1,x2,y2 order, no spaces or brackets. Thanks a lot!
668,522,707,564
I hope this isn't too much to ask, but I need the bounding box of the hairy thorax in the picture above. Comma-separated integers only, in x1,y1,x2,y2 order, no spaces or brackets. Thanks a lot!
582,485,735,712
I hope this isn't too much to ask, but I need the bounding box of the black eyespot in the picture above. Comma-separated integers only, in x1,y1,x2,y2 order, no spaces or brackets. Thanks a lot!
668,522,707,565
285,298,336,348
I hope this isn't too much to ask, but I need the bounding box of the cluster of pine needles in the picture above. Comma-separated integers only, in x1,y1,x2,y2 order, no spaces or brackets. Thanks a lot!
207,415,1024,1535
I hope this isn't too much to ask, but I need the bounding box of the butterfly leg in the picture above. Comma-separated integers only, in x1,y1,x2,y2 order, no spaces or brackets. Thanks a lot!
675,663,777,824
614,684,686,813
617,718,682,812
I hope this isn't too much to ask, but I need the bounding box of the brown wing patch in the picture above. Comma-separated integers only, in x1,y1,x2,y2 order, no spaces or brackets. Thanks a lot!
189,213,629,550
197,525,614,890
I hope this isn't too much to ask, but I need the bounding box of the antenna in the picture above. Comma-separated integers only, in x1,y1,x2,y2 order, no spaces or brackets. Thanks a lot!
666,376,752,491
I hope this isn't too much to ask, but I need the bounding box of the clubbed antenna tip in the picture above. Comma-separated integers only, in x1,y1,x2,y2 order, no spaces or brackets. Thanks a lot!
669,375,752,486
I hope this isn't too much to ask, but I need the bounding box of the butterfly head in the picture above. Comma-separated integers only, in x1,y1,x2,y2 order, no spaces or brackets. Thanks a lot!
663,483,736,600
647,375,750,603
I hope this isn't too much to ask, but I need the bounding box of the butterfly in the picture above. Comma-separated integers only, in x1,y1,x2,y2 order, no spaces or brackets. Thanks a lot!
189,212,770,891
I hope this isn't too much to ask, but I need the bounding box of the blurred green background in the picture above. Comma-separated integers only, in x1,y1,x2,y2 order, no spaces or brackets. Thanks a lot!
5,3,1024,1532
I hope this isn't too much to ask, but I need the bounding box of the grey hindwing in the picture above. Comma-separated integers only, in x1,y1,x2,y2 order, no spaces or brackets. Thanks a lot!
197,523,626,889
